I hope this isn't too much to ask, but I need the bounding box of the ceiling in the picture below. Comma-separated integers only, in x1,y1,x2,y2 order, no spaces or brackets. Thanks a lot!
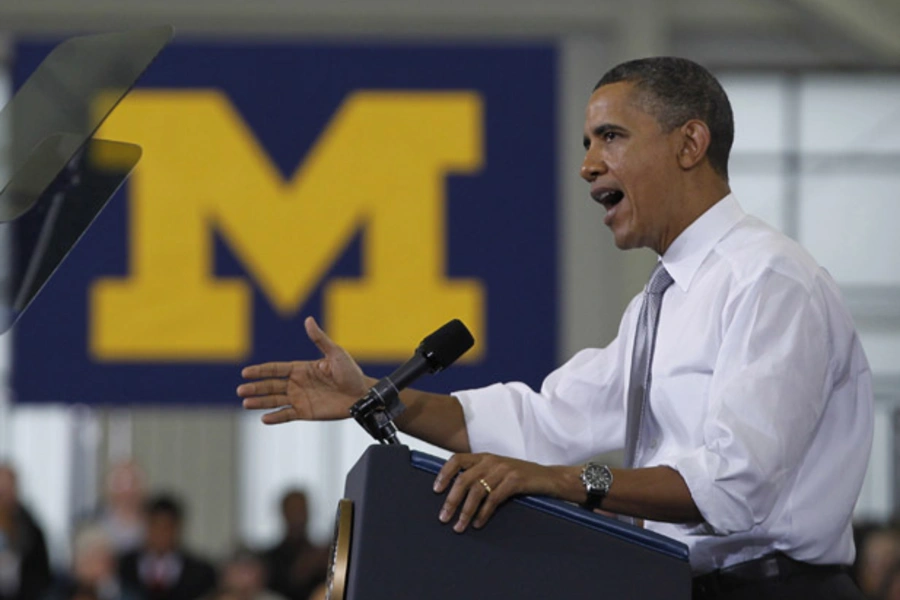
0,0,897,67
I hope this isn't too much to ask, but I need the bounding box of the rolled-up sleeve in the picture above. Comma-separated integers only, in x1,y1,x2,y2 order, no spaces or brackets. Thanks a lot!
658,270,832,535
454,303,639,465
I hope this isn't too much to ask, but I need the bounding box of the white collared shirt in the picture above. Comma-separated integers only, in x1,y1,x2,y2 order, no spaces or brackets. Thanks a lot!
454,194,874,574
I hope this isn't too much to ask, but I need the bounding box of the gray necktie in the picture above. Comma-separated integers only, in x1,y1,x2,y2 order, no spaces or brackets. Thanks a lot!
623,262,674,469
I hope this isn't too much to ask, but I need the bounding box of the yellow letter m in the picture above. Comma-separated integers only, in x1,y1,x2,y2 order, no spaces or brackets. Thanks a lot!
90,90,485,362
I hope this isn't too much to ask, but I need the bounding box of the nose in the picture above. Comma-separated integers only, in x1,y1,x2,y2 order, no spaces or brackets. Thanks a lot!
580,148,605,182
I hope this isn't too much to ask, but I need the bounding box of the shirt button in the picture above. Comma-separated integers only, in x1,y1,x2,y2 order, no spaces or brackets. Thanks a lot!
649,439,659,450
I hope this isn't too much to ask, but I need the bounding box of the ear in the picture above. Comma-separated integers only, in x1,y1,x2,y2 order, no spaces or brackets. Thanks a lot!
676,119,711,170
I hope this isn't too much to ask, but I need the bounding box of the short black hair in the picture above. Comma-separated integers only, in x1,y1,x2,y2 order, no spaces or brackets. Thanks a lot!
145,493,184,522
595,57,734,180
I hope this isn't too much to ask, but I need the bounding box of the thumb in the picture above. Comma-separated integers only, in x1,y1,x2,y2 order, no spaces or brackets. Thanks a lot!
305,316,340,357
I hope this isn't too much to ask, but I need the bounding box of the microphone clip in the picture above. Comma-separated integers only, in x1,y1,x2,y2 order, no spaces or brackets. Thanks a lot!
349,381,406,445
348,319,473,445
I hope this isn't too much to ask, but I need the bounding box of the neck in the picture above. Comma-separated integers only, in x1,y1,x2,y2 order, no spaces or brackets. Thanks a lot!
657,174,730,255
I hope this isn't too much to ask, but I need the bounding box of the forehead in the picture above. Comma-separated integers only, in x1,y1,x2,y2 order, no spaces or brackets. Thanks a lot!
584,81,659,130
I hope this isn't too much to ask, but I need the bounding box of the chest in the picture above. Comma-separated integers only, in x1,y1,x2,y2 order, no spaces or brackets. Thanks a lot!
635,276,734,442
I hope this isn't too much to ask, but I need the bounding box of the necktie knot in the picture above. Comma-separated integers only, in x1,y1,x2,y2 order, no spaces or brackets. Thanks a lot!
647,263,674,296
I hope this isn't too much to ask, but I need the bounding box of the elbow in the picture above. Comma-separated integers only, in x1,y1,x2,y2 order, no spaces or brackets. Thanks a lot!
666,453,775,536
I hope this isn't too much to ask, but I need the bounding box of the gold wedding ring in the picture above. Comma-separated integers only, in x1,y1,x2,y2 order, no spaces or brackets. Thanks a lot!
478,478,492,494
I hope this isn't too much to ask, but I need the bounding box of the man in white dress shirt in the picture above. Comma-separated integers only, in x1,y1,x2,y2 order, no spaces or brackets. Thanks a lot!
238,57,873,599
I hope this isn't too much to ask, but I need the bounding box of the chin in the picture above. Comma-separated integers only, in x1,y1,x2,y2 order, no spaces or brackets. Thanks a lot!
611,232,637,251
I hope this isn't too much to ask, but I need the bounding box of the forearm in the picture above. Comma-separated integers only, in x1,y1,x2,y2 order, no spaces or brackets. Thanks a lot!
362,374,469,452
605,466,702,522
547,464,702,523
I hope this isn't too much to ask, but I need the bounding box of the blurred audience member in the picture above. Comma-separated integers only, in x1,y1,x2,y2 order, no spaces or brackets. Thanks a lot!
881,564,900,600
261,491,327,600
856,526,900,598
0,463,52,600
44,525,141,600
96,462,147,557
119,494,215,600
854,521,883,589
218,548,285,600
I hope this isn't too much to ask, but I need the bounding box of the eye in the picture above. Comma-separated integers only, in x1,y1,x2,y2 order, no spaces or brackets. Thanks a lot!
603,131,618,142
582,137,590,151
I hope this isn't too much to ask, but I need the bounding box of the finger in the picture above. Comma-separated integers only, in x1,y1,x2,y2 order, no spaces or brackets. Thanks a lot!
236,379,288,398
305,317,340,357
434,454,472,493
438,466,481,528
241,362,293,380
242,394,290,410
473,479,511,529
260,407,299,425
452,478,489,533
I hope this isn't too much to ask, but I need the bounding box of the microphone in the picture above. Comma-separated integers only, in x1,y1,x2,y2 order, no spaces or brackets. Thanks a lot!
350,319,475,444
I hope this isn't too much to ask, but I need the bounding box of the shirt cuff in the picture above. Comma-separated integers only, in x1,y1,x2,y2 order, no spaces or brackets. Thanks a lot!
655,448,755,536
454,383,529,459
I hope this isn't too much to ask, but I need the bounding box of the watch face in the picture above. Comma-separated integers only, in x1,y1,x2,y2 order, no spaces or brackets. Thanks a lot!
583,463,612,494
325,498,353,600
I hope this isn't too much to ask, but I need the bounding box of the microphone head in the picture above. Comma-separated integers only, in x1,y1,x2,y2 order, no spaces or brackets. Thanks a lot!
418,319,475,372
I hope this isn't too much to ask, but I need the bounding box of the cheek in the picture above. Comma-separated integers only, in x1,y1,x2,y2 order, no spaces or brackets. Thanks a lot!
624,159,672,207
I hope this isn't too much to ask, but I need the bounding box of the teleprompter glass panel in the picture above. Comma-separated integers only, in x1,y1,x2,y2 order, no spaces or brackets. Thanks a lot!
0,26,172,331
0,26,171,221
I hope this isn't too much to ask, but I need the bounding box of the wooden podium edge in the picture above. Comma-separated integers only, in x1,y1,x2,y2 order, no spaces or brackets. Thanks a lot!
326,498,354,600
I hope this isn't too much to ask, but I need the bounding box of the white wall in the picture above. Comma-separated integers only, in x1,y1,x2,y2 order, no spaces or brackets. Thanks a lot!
721,72,900,517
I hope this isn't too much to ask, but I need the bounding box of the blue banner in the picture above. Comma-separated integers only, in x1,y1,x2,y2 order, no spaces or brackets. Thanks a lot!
11,41,557,405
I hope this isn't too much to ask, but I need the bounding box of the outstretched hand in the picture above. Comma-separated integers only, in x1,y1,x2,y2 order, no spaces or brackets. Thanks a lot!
237,317,370,424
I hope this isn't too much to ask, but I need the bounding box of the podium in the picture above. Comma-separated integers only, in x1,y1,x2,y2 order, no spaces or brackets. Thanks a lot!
327,445,691,599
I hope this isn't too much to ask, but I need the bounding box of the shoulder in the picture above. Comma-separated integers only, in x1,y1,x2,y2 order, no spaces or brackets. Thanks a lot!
706,217,862,346
715,215,824,292
704,215,854,333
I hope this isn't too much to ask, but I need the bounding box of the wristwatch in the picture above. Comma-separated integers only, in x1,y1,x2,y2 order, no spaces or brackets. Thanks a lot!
580,462,613,510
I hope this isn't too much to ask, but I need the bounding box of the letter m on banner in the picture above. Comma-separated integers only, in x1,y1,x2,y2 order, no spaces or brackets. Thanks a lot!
90,90,486,362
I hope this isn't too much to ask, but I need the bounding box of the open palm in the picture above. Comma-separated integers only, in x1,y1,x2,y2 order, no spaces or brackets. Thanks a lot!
238,317,370,424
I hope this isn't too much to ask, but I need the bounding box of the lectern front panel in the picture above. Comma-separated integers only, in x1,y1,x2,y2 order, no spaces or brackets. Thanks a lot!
333,445,690,599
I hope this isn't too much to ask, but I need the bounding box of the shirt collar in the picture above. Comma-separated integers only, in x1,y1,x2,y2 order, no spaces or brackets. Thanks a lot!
660,194,745,292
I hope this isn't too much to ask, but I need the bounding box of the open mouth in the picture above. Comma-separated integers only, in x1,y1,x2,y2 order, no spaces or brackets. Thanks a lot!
592,189,624,208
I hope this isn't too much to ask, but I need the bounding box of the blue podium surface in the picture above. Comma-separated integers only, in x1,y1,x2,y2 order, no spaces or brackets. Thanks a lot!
338,444,691,599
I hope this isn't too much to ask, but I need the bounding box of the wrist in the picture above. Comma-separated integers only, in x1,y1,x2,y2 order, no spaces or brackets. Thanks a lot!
360,375,378,395
549,465,592,504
